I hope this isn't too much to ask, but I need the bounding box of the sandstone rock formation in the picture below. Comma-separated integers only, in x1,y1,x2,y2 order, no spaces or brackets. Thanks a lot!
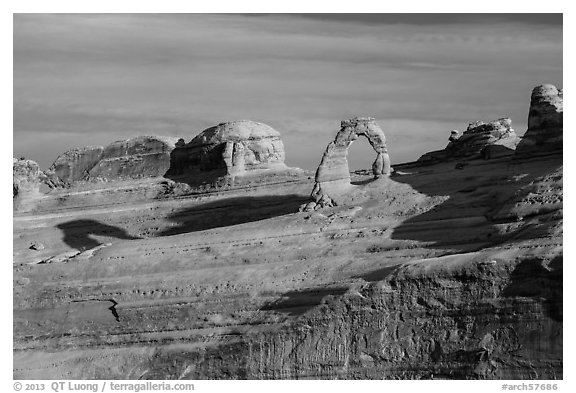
516,84,563,155
418,118,520,163
46,146,104,185
301,117,390,211
13,158,47,198
166,120,287,181
89,136,178,180
46,136,178,185
13,157,55,211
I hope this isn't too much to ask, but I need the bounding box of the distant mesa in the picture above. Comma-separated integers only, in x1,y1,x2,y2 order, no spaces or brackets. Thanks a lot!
46,136,179,185
300,117,391,212
166,120,288,183
418,117,520,163
516,84,563,155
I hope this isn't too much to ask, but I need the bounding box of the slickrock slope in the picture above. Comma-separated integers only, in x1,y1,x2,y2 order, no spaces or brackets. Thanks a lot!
418,118,520,163
13,152,562,380
13,88,562,380
167,120,289,185
516,84,563,155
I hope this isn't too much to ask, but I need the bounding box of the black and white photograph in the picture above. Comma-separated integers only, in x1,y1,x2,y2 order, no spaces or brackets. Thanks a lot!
8,4,566,387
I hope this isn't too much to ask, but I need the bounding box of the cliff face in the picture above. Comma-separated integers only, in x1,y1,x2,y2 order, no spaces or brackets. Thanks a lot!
222,255,562,380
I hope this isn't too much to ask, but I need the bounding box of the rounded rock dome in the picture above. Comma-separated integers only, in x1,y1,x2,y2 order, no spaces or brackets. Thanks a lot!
189,120,280,147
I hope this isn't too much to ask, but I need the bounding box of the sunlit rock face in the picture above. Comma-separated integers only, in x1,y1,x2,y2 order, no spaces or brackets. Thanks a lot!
167,120,287,179
45,136,178,184
13,157,54,211
47,146,104,185
418,118,520,163
516,84,563,155
88,136,178,180
13,158,46,198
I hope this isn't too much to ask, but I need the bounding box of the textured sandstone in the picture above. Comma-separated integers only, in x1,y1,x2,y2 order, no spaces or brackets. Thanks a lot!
46,146,104,185
88,136,178,180
46,136,178,184
167,120,287,180
302,117,391,210
517,84,563,155
13,158,47,198
418,118,520,163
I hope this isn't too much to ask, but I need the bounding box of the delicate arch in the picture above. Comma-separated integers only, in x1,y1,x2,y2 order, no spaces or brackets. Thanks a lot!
301,117,391,211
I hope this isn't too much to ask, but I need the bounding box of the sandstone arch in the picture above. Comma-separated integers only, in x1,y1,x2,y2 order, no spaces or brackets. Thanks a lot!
301,117,391,211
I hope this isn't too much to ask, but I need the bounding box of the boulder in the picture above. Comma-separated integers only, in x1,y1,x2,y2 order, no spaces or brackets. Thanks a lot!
516,84,563,155
167,120,287,180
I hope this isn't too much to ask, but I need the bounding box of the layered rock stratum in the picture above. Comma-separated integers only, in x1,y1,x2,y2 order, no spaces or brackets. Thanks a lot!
46,136,178,185
13,87,563,380
167,120,288,185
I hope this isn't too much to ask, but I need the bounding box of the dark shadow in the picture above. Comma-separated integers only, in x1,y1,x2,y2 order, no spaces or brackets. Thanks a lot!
260,287,349,316
502,255,562,322
56,219,140,251
164,142,229,188
389,153,563,251
352,264,402,282
158,194,309,236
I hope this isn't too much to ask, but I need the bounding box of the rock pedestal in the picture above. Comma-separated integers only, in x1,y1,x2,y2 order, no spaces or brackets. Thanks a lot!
516,84,563,155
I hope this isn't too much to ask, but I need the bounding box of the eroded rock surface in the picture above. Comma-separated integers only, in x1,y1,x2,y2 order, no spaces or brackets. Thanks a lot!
418,118,520,163
167,120,287,182
302,117,391,210
89,136,178,180
46,146,104,185
46,136,178,185
13,158,52,210
517,84,563,155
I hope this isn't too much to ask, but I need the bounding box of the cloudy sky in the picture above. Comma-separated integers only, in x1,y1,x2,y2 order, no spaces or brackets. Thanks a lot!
13,13,562,170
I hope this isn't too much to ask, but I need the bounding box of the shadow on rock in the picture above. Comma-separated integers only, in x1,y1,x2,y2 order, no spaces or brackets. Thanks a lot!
352,264,402,282
389,156,562,251
56,219,140,251
260,287,349,316
502,255,563,322
158,194,309,236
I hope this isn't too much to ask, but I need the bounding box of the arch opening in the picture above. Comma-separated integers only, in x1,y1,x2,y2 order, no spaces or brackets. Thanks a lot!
300,117,391,212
